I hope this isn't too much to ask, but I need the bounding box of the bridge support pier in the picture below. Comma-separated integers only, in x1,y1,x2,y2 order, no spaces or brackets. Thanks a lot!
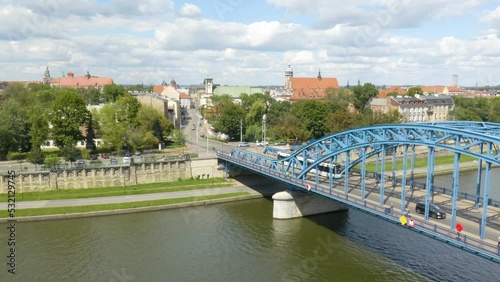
272,191,348,219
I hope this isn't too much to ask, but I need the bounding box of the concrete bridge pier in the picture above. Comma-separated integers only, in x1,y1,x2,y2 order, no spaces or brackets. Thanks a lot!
272,190,348,219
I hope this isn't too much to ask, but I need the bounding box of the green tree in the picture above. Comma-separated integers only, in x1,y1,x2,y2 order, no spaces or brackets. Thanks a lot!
324,87,353,112
102,84,127,103
0,99,31,158
44,155,60,169
77,87,102,105
206,96,245,139
351,83,378,110
267,100,292,128
171,129,187,146
406,87,423,97
85,116,97,152
115,94,141,126
27,147,45,167
137,106,174,144
61,145,81,163
268,113,311,142
48,89,90,148
94,103,128,153
290,100,329,138
324,110,362,133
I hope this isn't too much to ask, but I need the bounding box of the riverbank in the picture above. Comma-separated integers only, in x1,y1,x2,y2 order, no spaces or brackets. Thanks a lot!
0,176,287,222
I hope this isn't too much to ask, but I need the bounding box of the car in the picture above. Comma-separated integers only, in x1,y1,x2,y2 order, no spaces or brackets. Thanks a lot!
90,154,98,160
76,160,86,168
415,202,446,219
124,151,132,157
123,156,133,164
110,158,118,165
274,141,287,146
135,151,142,156
238,142,250,147
101,153,110,159
256,141,268,147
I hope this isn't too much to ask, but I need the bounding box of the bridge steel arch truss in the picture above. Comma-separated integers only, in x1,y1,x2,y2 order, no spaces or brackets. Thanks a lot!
226,122,500,260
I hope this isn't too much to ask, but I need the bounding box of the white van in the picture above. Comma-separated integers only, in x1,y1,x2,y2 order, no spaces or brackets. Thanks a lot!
123,157,131,164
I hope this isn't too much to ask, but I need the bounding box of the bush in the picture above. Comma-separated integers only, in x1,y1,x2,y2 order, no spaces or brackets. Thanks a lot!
6,152,27,161
44,155,60,169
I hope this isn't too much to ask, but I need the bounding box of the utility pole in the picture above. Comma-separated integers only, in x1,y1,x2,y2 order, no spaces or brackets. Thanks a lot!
240,119,243,141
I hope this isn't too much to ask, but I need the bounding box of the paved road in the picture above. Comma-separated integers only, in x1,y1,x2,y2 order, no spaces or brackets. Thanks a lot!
1,186,259,209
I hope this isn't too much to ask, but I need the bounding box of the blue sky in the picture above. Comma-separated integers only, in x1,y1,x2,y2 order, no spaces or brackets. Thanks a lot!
1,0,500,87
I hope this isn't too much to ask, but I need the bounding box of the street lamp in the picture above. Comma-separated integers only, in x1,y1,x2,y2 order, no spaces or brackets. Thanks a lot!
262,114,267,146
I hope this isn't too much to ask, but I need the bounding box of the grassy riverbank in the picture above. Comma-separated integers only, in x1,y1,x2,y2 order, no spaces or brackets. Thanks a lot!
0,178,232,202
0,192,250,218
362,154,477,172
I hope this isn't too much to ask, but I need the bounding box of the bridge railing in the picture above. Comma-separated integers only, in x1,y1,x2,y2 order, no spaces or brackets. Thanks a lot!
219,152,500,262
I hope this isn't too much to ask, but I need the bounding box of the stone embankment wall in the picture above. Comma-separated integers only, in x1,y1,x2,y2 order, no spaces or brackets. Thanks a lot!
0,158,223,193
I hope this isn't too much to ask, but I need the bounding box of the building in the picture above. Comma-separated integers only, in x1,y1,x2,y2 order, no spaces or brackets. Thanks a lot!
132,92,181,129
49,70,113,90
285,65,339,101
389,95,454,122
378,86,406,98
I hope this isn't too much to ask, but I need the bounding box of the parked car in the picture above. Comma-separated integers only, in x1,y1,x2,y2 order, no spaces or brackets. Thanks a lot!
110,158,118,165
123,156,132,164
101,153,110,159
274,141,287,146
124,151,132,157
415,202,446,219
238,142,250,147
256,141,268,147
76,160,86,168
90,154,98,160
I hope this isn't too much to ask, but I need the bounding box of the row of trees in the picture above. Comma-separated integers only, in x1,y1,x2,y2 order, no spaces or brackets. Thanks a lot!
205,83,404,142
0,83,174,165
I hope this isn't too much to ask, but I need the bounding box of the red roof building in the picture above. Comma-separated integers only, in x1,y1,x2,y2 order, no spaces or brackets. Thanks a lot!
50,71,113,89
287,68,339,101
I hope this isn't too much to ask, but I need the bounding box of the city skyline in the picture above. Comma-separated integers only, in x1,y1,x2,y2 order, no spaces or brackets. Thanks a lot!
1,0,500,87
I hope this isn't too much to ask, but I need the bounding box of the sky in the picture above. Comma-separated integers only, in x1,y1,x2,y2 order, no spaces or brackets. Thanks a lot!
1,0,500,87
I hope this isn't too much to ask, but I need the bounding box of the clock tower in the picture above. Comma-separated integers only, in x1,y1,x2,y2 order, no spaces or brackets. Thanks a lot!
284,64,293,93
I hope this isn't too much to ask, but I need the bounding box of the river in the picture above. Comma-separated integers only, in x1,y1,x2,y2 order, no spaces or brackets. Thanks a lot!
1,196,499,282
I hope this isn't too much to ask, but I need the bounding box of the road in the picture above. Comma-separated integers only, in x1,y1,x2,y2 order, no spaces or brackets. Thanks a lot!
0,187,257,209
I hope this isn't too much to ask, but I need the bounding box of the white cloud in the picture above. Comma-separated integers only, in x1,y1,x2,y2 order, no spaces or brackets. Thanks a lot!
0,0,499,86
178,3,201,18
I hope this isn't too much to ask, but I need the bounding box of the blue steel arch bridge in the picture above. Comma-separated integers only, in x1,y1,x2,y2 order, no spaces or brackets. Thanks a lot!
217,121,500,262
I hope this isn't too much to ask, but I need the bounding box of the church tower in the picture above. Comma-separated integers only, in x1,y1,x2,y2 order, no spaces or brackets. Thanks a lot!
204,76,213,94
43,66,51,84
284,64,293,93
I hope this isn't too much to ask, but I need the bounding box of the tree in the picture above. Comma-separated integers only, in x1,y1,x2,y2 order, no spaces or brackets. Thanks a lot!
137,106,174,144
27,147,45,167
324,87,353,112
115,94,141,126
77,87,102,105
171,129,187,146
407,87,423,97
351,83,378,110
324,110,363,133
268,113,311,141
48,89,90,148
102,84,127,103
61,145,81,163
94,103,128,153
290,100,329,138
213,102,246,139
85,116,97,152
0,99,31,159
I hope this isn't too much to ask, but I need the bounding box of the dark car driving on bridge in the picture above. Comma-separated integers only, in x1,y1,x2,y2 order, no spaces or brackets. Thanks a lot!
415,202,446,219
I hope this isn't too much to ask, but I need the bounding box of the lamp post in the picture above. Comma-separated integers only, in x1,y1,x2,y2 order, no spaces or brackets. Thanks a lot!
262,114,267,147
